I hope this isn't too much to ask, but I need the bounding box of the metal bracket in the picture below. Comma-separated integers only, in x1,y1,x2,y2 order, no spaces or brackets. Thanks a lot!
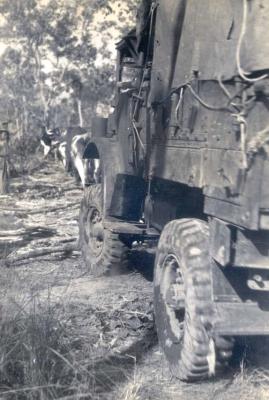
104,218,160,239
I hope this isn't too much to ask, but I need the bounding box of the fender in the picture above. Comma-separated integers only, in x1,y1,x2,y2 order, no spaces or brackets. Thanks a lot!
83,137,146,220
83,137,125,217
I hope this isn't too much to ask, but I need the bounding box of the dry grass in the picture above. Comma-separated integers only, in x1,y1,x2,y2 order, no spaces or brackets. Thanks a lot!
0,264,155,400
118,368,269,400
120,381,142,400
2,273,269,400
2,257,269,400
116,346,269,400
0,271,93,400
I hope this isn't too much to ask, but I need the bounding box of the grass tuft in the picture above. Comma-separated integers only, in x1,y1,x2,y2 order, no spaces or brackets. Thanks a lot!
0,284,95,400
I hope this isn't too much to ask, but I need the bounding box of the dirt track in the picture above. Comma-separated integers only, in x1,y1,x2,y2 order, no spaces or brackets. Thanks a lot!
1,162,269,400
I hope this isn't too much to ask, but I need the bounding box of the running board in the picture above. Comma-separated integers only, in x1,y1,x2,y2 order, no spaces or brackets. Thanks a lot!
104,218,160,239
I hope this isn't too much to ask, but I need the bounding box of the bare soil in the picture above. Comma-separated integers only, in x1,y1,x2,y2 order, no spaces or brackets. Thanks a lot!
0,162,269,400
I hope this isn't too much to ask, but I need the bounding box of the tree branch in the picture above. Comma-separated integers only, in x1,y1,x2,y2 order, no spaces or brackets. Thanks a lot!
4,241,79,266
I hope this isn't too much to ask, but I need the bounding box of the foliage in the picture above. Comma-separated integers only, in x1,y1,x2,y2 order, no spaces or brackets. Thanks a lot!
0,0,139,137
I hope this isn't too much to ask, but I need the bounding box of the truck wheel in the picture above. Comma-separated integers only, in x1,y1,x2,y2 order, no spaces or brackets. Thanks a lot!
154,218,233,381
79,184,129,276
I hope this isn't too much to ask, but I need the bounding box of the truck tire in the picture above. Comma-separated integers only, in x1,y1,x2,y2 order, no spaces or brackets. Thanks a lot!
79,184,129,276
154,218,233,381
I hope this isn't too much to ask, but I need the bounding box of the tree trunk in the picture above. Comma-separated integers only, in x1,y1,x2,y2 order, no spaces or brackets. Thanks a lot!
77,98,83,127
0,158,9,194
22,95,28,135
15,117,20,137
33,44,49,123
0,138,10,194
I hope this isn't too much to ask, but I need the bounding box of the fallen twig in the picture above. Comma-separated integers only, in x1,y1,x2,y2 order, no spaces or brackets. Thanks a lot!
0,202,80,214
4,242,79,266
0,229,26,237
0,226,57,241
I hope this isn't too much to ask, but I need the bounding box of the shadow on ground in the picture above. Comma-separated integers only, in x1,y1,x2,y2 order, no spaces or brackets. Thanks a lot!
129,247,156,282
91,329,158,397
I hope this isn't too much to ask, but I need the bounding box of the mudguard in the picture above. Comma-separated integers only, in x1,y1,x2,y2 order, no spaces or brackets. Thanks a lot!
83,137,146,220
83,137,125,217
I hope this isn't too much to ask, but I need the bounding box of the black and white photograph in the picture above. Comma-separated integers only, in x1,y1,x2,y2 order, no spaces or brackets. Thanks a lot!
0,1,269,399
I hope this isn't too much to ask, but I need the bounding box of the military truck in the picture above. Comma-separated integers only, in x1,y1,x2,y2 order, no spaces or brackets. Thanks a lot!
79,0,269,381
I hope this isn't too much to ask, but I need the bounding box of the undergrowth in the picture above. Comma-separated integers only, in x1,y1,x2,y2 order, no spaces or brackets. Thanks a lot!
8,135,43,178
0,266,154,400
0,276,96,400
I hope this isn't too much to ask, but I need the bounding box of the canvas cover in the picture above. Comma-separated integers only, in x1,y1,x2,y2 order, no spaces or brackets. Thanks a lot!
149,0,269,104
